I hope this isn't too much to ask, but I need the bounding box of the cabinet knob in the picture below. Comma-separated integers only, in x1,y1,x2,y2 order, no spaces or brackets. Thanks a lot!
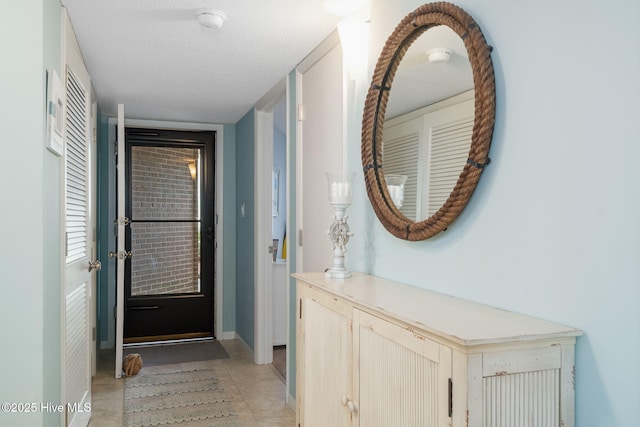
341,395,356,413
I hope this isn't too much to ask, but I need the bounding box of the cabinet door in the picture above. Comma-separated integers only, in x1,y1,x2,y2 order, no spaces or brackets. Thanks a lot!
479,346,564,427
297,286,353,426
355,310,452,427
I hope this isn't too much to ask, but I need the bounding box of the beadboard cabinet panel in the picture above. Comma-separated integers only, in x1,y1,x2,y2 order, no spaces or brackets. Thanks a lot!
297,286,353,427
295,272,581,427
355,310,451,427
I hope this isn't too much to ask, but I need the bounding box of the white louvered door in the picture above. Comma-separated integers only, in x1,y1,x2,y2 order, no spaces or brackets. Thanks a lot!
63,66,94,427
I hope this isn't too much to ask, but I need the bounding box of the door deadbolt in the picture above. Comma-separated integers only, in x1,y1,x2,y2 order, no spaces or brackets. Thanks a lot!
108,250,134,260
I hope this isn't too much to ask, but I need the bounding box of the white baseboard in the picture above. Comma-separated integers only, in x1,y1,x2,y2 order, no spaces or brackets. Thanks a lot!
287,393,296,413
235,334,255,359
220,331,236,340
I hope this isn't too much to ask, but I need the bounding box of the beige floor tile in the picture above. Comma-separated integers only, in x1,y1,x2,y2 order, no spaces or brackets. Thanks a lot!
90,339,292,425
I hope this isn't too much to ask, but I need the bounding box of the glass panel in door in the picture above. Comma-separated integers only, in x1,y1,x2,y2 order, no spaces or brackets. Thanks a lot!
129,146,202,297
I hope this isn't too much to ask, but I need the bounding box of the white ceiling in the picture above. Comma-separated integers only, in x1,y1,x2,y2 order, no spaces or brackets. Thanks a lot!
61,0,343,124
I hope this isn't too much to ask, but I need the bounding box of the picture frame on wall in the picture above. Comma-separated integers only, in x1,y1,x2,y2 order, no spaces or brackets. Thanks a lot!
46,69,65,157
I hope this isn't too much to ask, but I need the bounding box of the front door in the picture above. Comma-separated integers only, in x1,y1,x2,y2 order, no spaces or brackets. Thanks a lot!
123,128,216,342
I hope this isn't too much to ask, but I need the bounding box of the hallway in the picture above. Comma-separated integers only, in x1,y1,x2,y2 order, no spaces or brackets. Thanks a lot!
89,340,294,426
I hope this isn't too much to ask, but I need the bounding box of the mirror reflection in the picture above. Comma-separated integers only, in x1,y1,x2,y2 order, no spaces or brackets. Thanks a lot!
383,25,474,221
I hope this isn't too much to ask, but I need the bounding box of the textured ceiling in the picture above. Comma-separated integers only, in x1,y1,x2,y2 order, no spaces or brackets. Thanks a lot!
61,0,342,123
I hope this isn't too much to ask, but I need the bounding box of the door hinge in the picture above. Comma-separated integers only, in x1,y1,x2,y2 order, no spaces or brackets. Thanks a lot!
297,104,305,121
299,299,302,319
448,378,453,417
298,229,303,246
92,326,96,341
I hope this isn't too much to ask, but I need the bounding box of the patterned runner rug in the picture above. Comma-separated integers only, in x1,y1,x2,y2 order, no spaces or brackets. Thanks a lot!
124,368,241,426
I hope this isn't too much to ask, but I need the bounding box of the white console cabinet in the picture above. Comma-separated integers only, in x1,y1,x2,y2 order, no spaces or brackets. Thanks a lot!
295,272,581,427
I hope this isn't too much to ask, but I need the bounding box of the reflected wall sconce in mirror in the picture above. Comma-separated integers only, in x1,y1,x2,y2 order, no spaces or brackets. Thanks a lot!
385,174,408,208
325,171,356,279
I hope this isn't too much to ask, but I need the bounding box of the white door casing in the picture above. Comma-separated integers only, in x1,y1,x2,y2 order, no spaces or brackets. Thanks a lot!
254,79,286,366
115,104,125,379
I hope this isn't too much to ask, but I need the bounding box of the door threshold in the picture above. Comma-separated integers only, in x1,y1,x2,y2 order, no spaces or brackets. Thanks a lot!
124,333,213,347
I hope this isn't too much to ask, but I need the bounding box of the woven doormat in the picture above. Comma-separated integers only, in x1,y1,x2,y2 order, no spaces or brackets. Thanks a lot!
124,368,241,426
124,340,230,367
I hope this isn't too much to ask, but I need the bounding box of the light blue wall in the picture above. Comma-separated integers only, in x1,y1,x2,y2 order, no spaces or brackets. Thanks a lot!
0,1,62,425
235,109,256,349
222,124,238,334
342,0,640,424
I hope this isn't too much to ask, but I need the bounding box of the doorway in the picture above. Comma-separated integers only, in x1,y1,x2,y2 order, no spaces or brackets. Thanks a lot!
123,128,216,342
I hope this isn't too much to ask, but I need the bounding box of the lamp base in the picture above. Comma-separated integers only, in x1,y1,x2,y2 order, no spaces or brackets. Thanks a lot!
325,269,352,279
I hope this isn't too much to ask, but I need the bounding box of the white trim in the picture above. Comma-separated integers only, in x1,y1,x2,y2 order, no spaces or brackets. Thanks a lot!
287,393,296,412
220,331,236,340
295,69,304,273
297,30,340,74
234,333,255,360
121,119,225,341
115,105,125,379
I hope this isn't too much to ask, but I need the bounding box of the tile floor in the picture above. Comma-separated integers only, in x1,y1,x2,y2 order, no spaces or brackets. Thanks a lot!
89,339,295,426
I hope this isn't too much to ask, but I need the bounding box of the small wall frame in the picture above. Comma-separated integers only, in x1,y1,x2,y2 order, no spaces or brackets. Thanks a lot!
46,69,65,156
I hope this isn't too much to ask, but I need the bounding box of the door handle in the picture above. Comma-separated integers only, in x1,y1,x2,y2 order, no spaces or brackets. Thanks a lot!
128,306,160,311
88,260,102,272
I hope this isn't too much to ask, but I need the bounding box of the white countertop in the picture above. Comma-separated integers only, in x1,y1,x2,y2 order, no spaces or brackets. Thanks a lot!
293,272,582,347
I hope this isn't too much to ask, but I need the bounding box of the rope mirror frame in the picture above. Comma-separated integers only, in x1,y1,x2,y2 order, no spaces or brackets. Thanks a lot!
361,2,495,241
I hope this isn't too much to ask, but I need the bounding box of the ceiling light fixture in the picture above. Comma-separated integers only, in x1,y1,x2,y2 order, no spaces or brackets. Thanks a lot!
425,47,453,63
197,9,227,29
323,0,368,17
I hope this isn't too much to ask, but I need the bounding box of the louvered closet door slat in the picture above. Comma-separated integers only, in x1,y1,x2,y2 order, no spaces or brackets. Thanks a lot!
427,117,473,216
65,67,88,264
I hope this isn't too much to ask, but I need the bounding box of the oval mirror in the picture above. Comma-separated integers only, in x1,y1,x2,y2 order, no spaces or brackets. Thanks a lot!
362,2,495,240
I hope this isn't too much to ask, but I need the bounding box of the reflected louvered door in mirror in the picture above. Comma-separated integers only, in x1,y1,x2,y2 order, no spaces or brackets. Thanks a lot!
383,94,474,222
